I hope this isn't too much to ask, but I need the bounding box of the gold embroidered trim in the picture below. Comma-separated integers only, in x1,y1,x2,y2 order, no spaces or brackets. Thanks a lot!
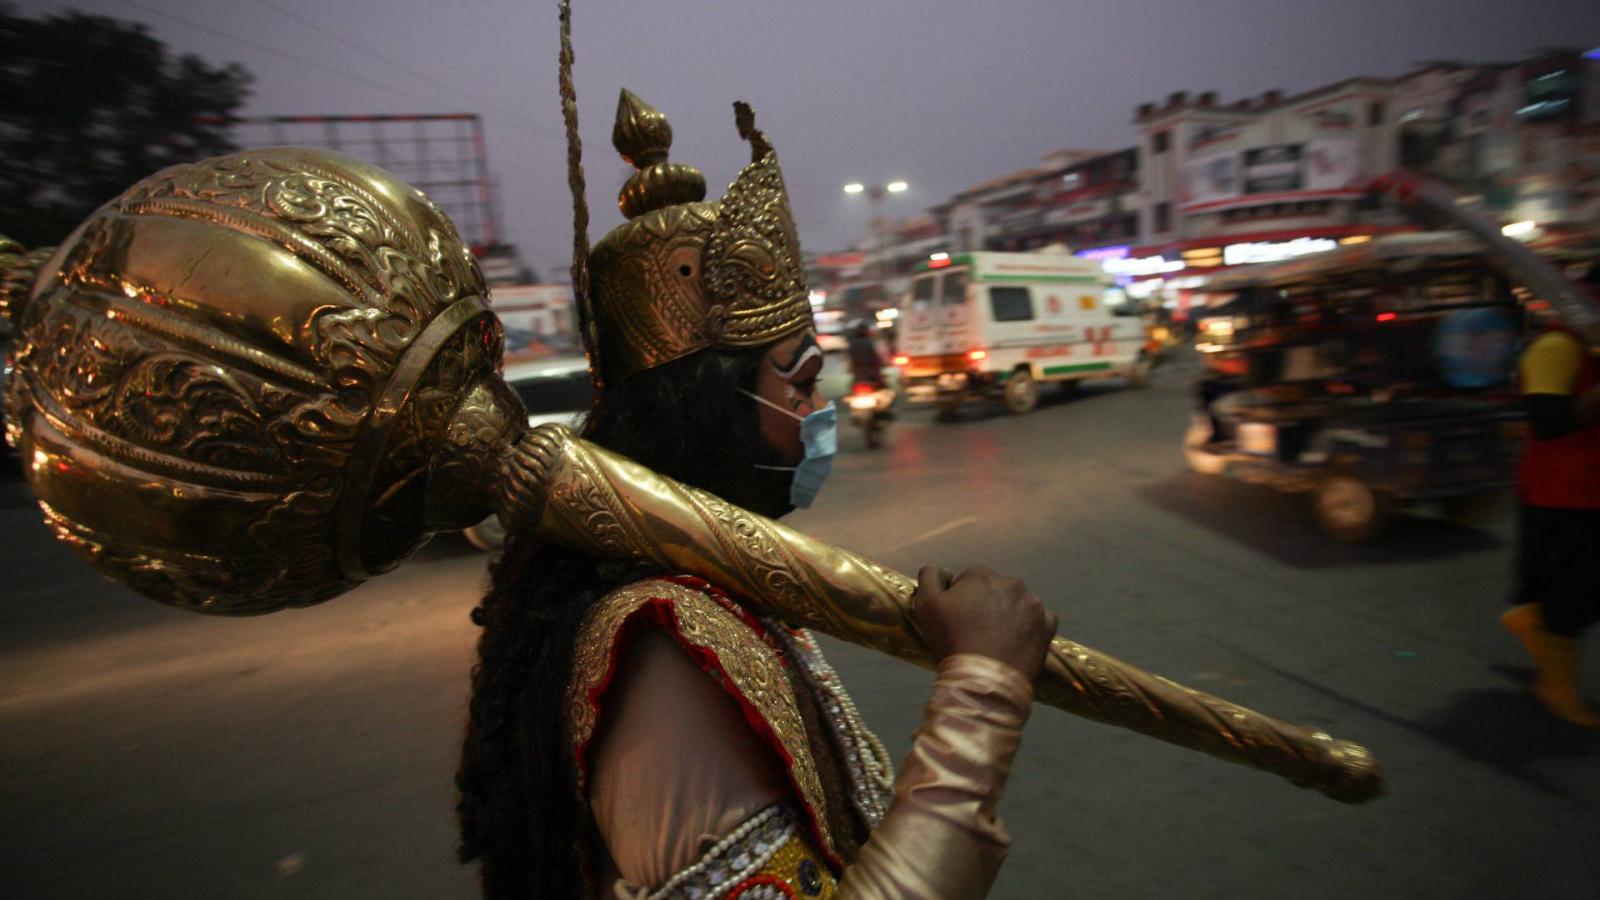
567,577,836,860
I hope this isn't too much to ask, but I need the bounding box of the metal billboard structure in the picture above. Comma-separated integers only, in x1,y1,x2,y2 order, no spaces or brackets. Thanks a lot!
216,113,501,251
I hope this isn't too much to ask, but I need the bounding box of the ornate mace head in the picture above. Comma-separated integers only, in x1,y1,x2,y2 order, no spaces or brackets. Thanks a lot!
2,148,524,614
586,91,815,384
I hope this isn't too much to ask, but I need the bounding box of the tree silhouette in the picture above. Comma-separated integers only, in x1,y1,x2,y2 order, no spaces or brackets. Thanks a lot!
0,4,252,247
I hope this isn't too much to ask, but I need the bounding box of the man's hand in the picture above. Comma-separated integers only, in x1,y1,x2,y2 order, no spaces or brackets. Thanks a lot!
911,565,1058,684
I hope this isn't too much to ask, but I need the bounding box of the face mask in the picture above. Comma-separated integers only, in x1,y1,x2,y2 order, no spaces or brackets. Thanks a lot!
742,390,838,509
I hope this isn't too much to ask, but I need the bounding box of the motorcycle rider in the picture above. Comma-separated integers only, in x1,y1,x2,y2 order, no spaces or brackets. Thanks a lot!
846,318,887,389
845,318,894,449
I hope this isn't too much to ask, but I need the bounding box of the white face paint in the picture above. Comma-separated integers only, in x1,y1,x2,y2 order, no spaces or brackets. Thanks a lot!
772,343,824,381
773,343,823,410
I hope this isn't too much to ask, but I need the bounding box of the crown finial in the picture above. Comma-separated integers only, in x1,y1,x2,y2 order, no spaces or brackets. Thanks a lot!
613,89,671,167
613,90,706,219
733,101,773,162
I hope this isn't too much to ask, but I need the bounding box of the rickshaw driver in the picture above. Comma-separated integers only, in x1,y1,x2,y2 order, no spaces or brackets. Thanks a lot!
1500,308,1600,728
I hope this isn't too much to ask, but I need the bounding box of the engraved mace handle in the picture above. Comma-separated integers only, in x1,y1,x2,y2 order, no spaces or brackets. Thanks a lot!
496,424,1384,804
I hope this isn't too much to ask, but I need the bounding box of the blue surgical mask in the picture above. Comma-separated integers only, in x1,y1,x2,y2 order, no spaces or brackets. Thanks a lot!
742,390,838,509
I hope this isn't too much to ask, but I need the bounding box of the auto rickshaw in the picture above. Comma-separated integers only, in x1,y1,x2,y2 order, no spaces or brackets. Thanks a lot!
1184,232,1528,542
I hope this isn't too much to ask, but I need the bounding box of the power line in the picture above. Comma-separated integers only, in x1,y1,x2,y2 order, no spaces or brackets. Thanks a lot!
252,0,565,143
120,0,414,103
118,0,561,144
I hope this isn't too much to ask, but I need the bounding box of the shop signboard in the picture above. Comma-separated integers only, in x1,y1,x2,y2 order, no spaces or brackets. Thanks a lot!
1181,151,1240,206
1242,144,1303,193
1302,139,1361,191
1046,198,1111,224
1222,237,1338,266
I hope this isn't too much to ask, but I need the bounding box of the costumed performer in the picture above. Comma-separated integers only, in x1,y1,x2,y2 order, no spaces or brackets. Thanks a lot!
454,90,1058,899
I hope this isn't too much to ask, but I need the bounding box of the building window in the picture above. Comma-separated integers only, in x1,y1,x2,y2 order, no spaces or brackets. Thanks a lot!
1152,131,1169,153
1367,101,1384,126
1061,172,1082,187
1153,202,1171,233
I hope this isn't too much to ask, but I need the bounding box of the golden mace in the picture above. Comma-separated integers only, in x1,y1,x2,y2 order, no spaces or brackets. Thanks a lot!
0,148,1381,804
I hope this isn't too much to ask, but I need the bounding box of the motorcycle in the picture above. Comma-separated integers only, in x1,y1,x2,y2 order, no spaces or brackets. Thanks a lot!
846,380,896,449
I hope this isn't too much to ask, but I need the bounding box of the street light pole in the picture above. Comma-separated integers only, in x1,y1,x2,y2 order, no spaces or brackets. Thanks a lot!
843,180,908,318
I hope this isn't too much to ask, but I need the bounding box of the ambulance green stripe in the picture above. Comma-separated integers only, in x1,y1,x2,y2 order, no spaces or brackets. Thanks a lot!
974,273,1102,284
1042,361,1114,376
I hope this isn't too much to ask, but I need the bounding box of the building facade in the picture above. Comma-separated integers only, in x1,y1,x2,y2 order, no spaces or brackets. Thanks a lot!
810,47,1600,318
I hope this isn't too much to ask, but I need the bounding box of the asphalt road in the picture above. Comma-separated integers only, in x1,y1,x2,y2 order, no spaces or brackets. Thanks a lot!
2,351,1595,899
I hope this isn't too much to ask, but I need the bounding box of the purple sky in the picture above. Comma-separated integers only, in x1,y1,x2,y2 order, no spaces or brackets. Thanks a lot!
14,1,1600,278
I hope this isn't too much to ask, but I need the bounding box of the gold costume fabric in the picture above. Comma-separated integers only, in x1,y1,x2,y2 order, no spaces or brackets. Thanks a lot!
571,577,1032,898
836,656,1030,899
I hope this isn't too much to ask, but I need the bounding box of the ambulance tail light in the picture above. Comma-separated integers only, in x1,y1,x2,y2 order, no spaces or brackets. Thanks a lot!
968,349,987,361
892,354,909,366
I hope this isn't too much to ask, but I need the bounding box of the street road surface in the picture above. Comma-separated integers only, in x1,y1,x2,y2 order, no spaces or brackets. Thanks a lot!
2,352,1595,898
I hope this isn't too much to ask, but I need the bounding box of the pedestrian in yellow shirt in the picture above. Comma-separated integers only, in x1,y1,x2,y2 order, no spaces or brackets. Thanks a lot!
1501,320,1600,727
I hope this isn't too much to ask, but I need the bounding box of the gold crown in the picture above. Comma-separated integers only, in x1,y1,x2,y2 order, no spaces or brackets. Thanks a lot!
587,91,812,383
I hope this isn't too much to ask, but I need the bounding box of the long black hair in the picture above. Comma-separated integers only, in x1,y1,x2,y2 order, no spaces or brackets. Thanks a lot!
456,344,788,897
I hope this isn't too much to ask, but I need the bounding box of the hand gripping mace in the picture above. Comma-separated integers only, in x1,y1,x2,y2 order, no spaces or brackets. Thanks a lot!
0,149,1381,806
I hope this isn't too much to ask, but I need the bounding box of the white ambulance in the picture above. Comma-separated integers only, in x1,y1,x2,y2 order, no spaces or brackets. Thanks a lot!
895,252,1150,415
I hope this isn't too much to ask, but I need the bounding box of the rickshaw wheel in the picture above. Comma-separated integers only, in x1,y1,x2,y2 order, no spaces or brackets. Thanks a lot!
1003,369,1039,415
1314,474,1389,543
1182,414,1227,475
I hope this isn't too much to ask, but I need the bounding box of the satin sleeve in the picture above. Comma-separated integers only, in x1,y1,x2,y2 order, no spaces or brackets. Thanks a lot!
837,653,1034,899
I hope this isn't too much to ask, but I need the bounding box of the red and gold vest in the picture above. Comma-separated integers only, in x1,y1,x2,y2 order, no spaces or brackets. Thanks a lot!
565,575,894,898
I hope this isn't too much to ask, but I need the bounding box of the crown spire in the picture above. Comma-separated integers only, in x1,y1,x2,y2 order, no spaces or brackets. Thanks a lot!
613,89,707,219
587,94,812,384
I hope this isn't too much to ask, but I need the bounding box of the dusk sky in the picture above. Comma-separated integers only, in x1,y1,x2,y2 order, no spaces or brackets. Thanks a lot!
13,1,1600,279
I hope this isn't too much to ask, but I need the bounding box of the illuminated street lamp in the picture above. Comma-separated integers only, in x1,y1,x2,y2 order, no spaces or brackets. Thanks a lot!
843,180,911,315
842,180,909,201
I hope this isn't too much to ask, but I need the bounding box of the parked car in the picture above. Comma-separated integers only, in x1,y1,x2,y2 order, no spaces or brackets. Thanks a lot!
463,355,594,551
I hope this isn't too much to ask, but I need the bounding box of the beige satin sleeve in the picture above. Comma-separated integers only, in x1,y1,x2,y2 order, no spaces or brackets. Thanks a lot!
590,643,1033,898
837,653,1034,899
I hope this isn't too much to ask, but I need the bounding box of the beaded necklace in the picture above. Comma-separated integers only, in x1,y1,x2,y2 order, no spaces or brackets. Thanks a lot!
765,623,896,829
